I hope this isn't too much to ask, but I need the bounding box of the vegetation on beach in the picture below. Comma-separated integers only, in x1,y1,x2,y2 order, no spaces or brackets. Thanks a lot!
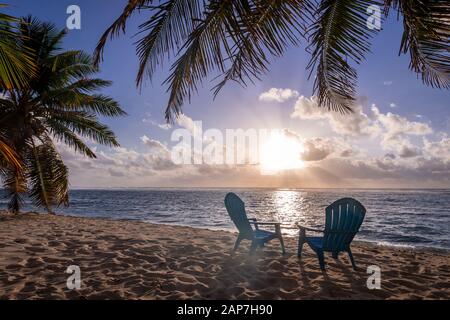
94,0,450,122
0,16,125,213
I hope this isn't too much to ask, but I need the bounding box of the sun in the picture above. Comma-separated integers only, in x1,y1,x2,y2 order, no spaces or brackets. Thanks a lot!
260,132,304,174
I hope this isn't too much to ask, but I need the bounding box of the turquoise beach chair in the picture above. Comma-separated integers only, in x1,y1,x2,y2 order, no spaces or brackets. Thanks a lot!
225,192,285,254
297,198,366,270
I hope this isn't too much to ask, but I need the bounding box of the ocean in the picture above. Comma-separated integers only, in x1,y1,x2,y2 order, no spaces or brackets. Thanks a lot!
1,188,449,250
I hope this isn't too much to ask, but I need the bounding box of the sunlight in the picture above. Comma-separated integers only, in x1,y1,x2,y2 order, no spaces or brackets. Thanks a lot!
260,131,304,174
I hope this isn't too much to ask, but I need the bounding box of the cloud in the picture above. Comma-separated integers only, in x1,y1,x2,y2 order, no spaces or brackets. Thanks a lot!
158,123,172,130
54,97,449,188
383,81,393,86
371,106,432,137
290,96,380,136
259,88,299,103
140,135,169,153
301,138,335,161
423,135,450,160
389,102,397,108
142,112,172,130
176,113,201,135
291,96,433,156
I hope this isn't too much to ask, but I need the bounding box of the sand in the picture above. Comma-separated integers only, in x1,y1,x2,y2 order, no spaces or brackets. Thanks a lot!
0,212,448,300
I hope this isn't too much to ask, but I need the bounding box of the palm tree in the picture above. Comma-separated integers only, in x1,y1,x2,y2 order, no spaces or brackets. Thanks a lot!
94,0,449,122
0,17,126,213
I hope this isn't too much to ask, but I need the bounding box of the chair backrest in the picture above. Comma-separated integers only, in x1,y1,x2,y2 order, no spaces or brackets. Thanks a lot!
224,192,254,238
322,198,366,252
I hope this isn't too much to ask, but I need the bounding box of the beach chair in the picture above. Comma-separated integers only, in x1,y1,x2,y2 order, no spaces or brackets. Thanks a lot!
297,198,366,270
224,192,285,254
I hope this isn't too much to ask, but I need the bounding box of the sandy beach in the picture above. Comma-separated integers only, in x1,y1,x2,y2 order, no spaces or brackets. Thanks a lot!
0,212,449,300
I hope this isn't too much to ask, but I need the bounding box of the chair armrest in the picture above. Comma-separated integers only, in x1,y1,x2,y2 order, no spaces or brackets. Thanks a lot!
251,221,280,226
296,223,324,233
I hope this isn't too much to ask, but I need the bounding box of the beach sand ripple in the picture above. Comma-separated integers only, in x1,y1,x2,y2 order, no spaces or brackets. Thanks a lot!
0,213,448,300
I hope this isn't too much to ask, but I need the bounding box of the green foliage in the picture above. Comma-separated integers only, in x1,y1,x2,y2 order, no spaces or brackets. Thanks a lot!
0,4,36,89
94,0,449,121
0,17,126,213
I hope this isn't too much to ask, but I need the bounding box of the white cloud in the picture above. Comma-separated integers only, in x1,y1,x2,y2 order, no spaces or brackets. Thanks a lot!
389,102,397,108
371,106,432,137
158,123,172,130
290,96,380,136
140,135,170,154
176,113,201,135
423,135,450,160
53,96,449,188
383,81,393,86
259,88,299,103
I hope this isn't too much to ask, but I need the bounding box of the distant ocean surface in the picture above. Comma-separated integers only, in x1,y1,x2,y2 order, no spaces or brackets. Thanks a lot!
1,188,449,250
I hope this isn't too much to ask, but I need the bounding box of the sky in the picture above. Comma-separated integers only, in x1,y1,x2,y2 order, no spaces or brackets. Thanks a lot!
4,0,450,188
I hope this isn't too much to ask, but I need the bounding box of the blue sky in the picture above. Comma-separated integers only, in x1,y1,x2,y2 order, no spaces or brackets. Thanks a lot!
4,1,450,188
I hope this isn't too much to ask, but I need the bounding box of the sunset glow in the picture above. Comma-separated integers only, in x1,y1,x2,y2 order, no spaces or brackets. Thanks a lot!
260,132,304,174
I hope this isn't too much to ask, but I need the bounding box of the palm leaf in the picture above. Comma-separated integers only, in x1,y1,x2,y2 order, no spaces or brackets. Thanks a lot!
212,0,312,96
391,0,450,88
50,112,121,147
26,140,69,212
45,119,97,158
0,137,22,170
307,0,382,113
93,0,153,66
163,0,236,121
134,0,203,87
0,9,37,89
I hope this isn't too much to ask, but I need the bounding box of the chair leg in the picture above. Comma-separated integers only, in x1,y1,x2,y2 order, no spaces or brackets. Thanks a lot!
233,235,243,251
297,229,306,257
348,248,357,270
249,240,258,254
279,236,286,255
317,250,326,270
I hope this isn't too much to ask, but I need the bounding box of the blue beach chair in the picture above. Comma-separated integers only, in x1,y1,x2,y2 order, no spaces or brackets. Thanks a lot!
225,192,285,254
297,198,366,270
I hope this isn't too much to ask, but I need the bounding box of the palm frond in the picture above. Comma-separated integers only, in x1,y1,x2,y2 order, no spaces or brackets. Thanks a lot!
26,140,69,212
45,119,97,158
163,0,236,121
135,0,204,87
93,0,153,66
0,137,22,170
51,112,121,147
44,90,127,117
307,0,382,113
0,10,37,89
392,0,450,88
212,0,312,96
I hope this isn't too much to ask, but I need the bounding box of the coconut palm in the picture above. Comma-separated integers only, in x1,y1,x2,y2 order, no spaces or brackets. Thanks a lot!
0,17,126,213
94,0,449,122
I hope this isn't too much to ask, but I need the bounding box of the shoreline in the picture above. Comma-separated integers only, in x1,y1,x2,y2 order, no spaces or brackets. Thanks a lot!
4,210,448,253
1,212,449,299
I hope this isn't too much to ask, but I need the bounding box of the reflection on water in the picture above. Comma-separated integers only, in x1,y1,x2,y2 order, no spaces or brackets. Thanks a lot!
273,191,304,235
1,188,449,249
